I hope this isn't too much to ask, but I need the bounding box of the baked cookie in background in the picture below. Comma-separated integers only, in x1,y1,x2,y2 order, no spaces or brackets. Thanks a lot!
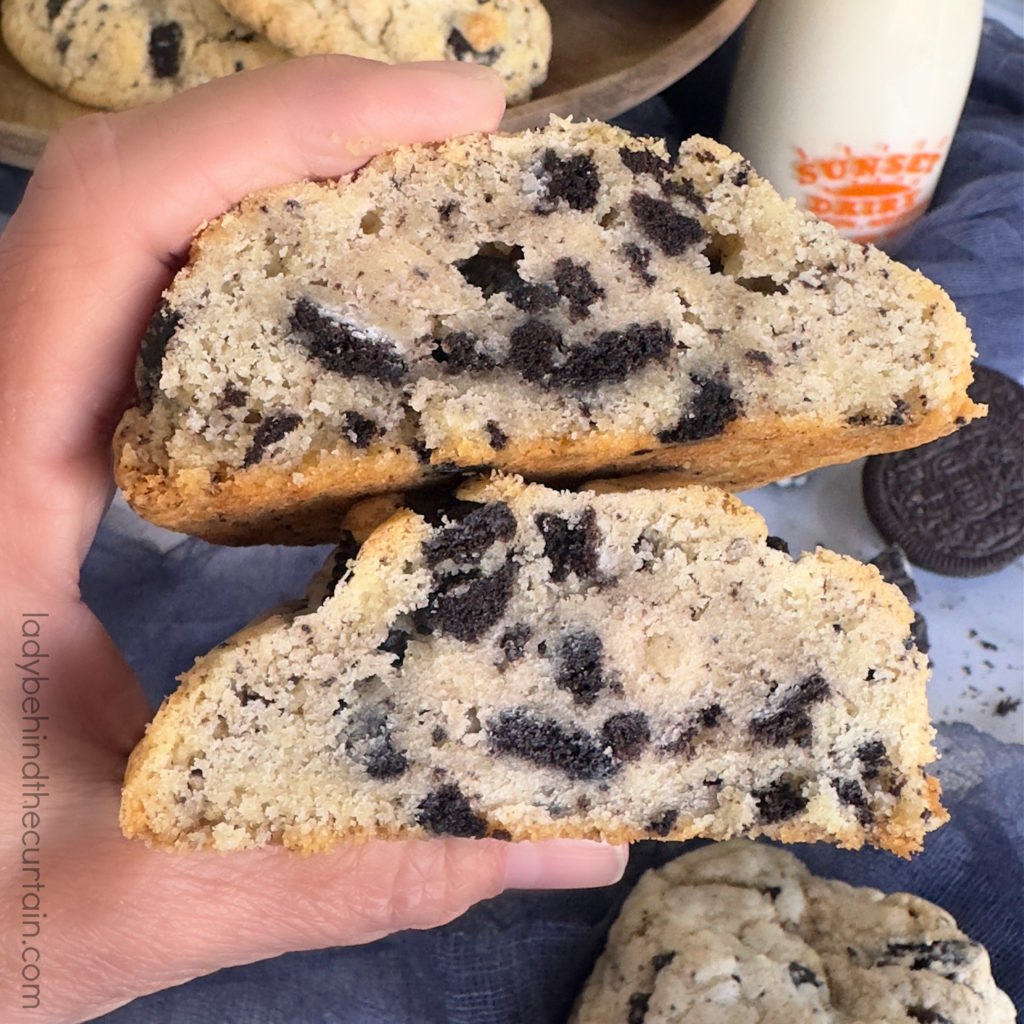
570,839,1016,1024
1,0,288,109
217,0,552,103
120,475,945,856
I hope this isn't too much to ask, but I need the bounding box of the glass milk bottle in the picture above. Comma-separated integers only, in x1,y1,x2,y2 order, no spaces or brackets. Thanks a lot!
722,0,984,244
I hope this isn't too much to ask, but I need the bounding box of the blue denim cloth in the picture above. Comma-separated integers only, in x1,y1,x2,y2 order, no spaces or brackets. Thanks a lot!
3,17,1021,1024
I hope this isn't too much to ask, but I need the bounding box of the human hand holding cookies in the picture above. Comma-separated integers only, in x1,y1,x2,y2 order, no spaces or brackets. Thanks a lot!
0,58,627,1024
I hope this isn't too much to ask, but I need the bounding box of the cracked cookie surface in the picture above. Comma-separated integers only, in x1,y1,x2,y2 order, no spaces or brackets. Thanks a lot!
113,118,982,544
120,476,945,856
218,0,551,104
2,0,286,109
570,840,1015,1024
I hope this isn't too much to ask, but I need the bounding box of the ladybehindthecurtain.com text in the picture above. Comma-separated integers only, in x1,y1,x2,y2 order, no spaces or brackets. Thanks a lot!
18,612,49,1011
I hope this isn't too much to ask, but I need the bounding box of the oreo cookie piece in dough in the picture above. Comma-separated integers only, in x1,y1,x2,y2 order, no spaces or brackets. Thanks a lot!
570,840,1015,1024
113,117,983,544
864,365,1024,576
120,475,945,856
1,0,286,110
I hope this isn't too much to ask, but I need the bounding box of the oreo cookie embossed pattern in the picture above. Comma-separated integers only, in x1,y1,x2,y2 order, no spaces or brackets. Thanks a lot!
863,365,1024,576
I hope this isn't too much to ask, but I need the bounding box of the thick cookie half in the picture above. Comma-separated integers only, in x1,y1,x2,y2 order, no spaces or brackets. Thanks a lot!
570,840,1015,1024
113,118,983,544
120,476,945,856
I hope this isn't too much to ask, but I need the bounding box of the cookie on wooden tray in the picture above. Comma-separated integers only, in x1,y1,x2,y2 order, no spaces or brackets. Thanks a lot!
570,839,1016,1024
112,118,983,545
217,0,551,104
120,475,945,856
1,0,286,110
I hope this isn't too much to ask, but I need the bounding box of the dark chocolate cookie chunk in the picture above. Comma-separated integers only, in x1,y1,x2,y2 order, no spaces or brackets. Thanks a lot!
869,545,929,652
863,365,1024,576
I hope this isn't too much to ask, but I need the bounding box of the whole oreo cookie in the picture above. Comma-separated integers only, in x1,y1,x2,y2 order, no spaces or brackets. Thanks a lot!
863,364,1024,576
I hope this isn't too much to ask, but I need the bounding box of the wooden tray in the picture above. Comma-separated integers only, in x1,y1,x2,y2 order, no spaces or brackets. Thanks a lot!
0,0,755,170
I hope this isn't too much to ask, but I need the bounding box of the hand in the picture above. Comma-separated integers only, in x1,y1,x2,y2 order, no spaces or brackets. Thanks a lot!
0,58,627,1024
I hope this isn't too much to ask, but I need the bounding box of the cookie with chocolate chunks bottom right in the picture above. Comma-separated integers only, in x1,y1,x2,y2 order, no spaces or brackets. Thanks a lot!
120,476,946,856
113,117,983,545
217,0,551,104
863,365,1024,576
570,840,1016,1024
1,0,286,110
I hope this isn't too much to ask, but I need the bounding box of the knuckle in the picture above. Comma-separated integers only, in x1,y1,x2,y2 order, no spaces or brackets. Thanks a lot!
32,111,125,204
386,840,505,930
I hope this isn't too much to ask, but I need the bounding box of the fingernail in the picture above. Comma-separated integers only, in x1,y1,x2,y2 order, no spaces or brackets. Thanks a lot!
502,840,629,891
